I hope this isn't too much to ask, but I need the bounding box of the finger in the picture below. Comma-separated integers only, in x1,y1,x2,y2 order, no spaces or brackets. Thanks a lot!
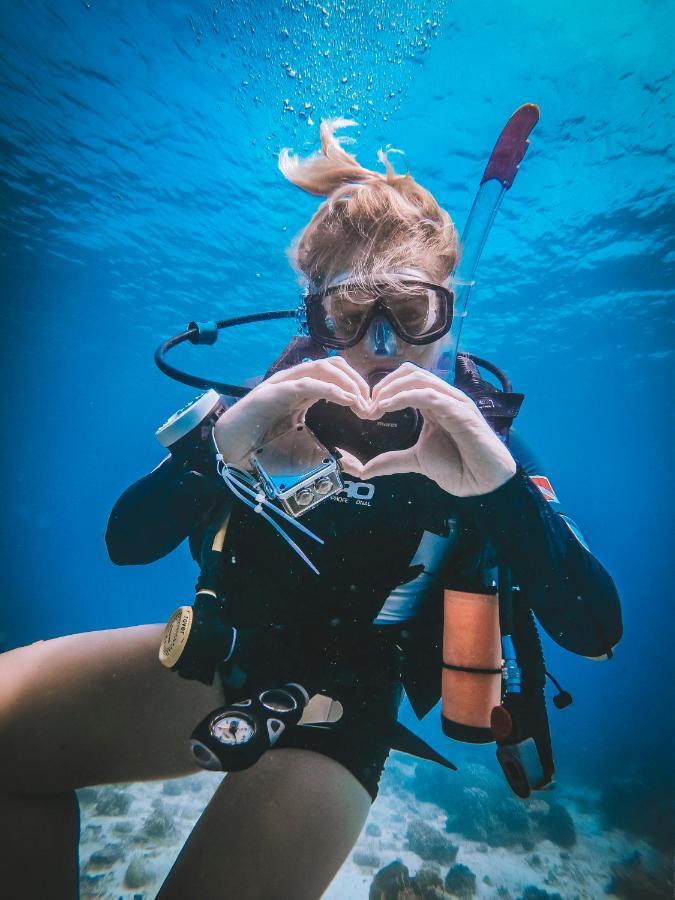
369,362,422,399
266,361,362,399
267,357,370,403
359,447,423,480
280,377,370,413
372,366,472,405
334,448,364,479
374,388,467,420
373,371,461,405
303,356,371,402
323,356,371,402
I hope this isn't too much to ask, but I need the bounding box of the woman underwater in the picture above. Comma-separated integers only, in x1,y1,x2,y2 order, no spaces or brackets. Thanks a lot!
0,119,622,899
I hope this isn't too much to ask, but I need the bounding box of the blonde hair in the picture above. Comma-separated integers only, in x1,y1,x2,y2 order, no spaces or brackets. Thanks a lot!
279,118,459,290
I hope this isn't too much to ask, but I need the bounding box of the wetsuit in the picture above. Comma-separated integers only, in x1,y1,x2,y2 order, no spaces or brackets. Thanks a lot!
106,426,622,800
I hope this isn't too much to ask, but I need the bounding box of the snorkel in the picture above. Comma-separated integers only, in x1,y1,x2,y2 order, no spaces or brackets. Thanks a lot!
435,103,541,377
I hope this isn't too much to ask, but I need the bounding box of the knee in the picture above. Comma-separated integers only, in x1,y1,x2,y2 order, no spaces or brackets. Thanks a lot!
0,647,51,792
0,788,80,897
0,787,80,826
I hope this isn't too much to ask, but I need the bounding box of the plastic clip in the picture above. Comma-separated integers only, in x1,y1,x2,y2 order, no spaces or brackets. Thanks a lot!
187,321,219,345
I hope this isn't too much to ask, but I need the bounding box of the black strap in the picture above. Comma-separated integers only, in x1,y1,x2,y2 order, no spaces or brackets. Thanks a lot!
442,662,502,675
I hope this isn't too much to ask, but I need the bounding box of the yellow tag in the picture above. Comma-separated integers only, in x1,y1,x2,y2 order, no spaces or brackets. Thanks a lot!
159,606,193,668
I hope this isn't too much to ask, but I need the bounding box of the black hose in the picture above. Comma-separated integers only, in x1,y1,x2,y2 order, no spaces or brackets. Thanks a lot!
463,353,512,392
498,566,515,637
154,310,296,397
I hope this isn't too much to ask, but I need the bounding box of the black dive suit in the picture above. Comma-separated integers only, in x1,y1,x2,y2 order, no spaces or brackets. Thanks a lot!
106,417,622,799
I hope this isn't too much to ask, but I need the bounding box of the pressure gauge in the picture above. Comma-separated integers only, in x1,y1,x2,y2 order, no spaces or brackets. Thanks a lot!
210,712,256,746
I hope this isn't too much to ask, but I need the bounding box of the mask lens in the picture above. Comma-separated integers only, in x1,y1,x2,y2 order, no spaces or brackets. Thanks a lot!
382,285,450,340
307,287,375,346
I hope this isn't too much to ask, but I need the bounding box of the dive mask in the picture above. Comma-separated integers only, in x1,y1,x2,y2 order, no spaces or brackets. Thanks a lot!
305,275,454,348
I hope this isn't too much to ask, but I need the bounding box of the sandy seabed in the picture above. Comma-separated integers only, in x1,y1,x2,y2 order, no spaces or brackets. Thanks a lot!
77,755,662,900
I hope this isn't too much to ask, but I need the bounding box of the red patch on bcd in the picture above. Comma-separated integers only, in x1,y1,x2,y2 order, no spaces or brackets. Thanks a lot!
530,475,559,503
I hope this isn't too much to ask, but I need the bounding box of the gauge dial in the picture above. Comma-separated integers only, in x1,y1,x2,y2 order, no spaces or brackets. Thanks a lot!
210,713,256,745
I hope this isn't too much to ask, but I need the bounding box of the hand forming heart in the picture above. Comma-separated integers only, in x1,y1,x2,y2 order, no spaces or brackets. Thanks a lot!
213,357,372,468
337,361,517,498
214,357,516,499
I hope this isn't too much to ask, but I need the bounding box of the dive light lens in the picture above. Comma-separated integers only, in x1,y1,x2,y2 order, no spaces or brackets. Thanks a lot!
295,488,315,507
314,477,333,495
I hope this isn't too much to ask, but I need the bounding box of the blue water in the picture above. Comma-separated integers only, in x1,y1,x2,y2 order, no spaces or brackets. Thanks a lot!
1,0,673,863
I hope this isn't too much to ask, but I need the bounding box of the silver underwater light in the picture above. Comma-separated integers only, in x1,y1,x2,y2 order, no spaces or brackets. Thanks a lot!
251,423,343,517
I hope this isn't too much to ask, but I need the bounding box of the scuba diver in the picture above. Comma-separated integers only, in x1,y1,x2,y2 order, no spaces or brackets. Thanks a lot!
0,115,622,900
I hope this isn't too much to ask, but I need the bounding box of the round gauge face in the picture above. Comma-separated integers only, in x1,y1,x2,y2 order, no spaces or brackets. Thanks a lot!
210,713,256,745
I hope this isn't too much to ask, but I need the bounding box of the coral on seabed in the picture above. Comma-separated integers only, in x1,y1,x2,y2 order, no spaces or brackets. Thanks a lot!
517,887,563,900
162,779,185,796
444,863,477,898
532,802,577,848
87,843,124,868
124,856,155,889
92,787,132,816
407,819,459,863
139,804,178,841
605,851,673,900
444,787,534,849
600,776,674,852
415,866,446,899
354,847,383,868
414,762,502,814
369,861,416,900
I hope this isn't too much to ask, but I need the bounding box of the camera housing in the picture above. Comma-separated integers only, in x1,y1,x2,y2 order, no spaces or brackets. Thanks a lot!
251,423,343,517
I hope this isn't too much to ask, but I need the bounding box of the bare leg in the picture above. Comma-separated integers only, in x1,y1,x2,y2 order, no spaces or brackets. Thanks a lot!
0,626,224,792
1,628,372,900
0,790,80,899
0,626,224,899
157,748,372,900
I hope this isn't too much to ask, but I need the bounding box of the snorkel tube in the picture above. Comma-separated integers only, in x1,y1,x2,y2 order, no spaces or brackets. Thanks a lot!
437,103,541,377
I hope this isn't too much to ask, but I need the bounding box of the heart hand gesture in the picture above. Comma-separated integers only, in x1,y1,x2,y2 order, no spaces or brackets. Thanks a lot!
339,363,517,497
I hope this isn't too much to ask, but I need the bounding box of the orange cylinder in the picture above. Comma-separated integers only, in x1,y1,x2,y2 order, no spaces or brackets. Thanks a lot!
441,589,502,743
